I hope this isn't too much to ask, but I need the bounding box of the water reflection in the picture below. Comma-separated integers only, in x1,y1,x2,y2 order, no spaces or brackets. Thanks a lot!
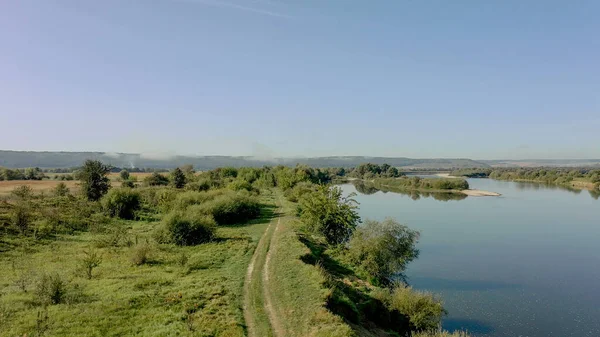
589,189,600,200
352,181,467,201
513,181,582,195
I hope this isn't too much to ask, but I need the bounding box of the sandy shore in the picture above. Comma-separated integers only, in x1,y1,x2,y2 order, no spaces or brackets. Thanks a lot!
435,173,459,178
461,189,501,197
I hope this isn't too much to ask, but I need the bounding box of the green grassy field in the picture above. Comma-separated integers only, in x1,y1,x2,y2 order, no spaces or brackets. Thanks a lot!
0,195,275,337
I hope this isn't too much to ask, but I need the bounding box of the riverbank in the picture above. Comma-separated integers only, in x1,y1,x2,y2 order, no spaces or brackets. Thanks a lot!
461,189,501,197
354,178,501,197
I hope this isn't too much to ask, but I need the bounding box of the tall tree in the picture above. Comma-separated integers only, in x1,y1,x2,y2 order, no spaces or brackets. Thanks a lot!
170,167,187,189
78,160,111,201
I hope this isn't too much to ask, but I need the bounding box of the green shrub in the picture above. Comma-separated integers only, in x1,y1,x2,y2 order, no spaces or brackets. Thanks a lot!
138,187,178,212
119,169,130,181
159,210,216,246
10,202,33,234
186,180,211,192
143,172,169,186
284,181,318,202
373,285,446,332
52,182,70,197
131,244,152,265
121,180,135,188
348,218,419,286
171,190,227,210
101,188,141,220
35,273,67,305
227,179,254,192
191,192,261,225
11,185,33,199
81,250,102,279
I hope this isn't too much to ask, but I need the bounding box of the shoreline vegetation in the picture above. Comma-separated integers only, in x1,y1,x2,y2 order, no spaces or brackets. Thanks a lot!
351,177,501,198
450,168,600,192
0,161,468,337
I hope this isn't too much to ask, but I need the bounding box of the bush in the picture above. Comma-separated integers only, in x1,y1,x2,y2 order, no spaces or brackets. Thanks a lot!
35,273,67,305
227,179,254,192
144,172,169,186
10,202,33,234
101,188,141,220
348,218,419,286
11,185,33,199
131,244,152,265
81,250,102,279
119,169,130,181
185,180,211,192
121,180,135,188
373,285,446,332
171,190,227,210
138,187,178,212
191,192,261,225
284,181,317,202
158,210,216,246
52,182,70,197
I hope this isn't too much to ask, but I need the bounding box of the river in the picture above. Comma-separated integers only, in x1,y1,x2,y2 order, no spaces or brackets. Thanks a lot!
340,178,600,337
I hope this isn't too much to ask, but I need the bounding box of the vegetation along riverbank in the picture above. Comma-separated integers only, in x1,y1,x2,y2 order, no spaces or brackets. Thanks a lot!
0,161,468,336
450,167,600,191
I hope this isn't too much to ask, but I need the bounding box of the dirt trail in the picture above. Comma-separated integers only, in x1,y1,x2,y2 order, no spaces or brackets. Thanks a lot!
243,201,284,337
263,216,284,337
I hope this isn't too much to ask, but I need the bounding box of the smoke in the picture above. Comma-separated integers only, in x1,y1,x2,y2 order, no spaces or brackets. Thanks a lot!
103,152,121,158
139,152,176,161
248,143,278,162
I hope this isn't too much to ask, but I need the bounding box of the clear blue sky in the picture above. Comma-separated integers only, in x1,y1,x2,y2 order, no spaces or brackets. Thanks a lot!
1,0,598,159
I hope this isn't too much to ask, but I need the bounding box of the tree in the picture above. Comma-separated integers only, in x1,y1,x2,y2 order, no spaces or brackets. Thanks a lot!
78,160,111,201
170,168,187,189
119,169,130,181
348,218,419,285
24,167,45,180
298,185,361,245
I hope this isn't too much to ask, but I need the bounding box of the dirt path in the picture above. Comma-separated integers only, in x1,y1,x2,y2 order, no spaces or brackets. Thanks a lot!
262,216,285,336
242,200,284,337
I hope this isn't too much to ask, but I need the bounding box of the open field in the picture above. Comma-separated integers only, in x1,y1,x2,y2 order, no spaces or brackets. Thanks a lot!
0,193,276,336
0,180,80,196
0,173,158,196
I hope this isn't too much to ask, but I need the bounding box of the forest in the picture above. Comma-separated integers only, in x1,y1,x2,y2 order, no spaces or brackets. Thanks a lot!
0,161,467,337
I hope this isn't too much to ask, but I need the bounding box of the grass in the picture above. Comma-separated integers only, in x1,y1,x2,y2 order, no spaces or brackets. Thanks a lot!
0,173,157,196
0,195,276,336
243,192,278,337
0,180,79,196
265,192,354,337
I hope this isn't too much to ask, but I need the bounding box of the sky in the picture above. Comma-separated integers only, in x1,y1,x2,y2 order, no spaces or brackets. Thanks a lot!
1,0,599,160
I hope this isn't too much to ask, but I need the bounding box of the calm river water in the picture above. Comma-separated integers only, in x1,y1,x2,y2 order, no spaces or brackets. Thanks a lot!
340,179,600,337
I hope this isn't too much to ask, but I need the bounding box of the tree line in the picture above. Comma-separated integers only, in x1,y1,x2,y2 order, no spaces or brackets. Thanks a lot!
451,167,600,190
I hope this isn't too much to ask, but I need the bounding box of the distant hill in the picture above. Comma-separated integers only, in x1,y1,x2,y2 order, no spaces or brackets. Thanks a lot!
482,159,600,168
0,151,489,170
